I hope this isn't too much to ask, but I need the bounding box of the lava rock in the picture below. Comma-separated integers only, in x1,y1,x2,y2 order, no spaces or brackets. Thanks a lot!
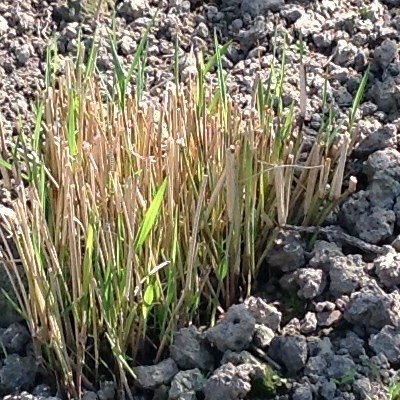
133,358,179,390
169,369,205,400
0,323,31,355
170,326,214,371
268,336,308,374
267,231,305,272
203,363,251,400
205,304,255,352
374,246,400,288
369,325,400,364
0,354,37,395
344,286,400,331
244,296,282,331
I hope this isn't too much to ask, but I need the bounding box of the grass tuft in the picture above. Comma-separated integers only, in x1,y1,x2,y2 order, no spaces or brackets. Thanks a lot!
0,21,368,398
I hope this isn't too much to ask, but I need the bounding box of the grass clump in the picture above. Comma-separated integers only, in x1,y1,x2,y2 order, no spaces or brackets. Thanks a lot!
0,21,368,399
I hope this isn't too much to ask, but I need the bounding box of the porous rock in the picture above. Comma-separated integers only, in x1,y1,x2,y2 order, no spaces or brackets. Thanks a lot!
203,363,252,400
268,336,308,374
244,296,282,331
170,326,214,371
369,325,400,364
344,286,400,331
266,231,305,272
205,304,255,352
374,246,400,288
0,354,37,395
169,369,205,400
133,358,178,390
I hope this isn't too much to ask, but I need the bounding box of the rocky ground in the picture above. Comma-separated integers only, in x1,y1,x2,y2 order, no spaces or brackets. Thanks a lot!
1,0,400,399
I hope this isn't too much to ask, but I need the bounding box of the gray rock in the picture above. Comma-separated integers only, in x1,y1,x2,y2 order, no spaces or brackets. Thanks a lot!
82,392,97,400
316,310,342,327
339,190,395,244
253,324,275,348
203,363,251,400
292,383,313,400
117,0,149,21
300,312,317,334
267,231,305,272
313,30,335,49
244,297,282,331
268,336,308,374
32,384,52,397
374,246,400,288
369,325,400,364
241,0,284,17
221,350,267,379
0,323,30,355
308,336,334,358
329,255,366,298
353,377,372,399
309,241,343,272
0,354,37,395
153,385,169,400
14,44,31,66
294,12,323,36
344,287,400,330
336,332,366,359
304,355,328,376
368,76,400,114
353,124,397,158
363,148,400,181
333,39,357,67
373,39,398,70
133,358,179,390
97,381,116,400
326,355,356,381
296,268,326,299
318,378,337,399
205,304,255,352
170,326,214,371
120,36,137,55
169,369,205,400
280,5,303,23
368,172,400,209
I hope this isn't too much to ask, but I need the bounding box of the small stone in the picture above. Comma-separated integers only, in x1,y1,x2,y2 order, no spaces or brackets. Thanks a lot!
373,39,398,70
169,369,205,400
120,36,136,55
296,268,326,299
245,297,282,331
293,383,313,400
253,324,275,348
203,363,251,400
374,246,400,288
205,304,255,352
133,358,178,390
280,5,303,23
241,0,285,17
369,325,400,364
117,0,149,22
15,44,31,66
170,326,214,371
268,336,308,374
300,312,317,334
317,310,342,327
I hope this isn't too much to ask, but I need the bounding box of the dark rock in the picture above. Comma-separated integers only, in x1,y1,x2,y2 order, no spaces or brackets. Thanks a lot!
170,326,214,371
0,354,37,395
268,336,308,374
205,304,255,352
344,286,400,331
267,231,305,272
0,323,30,355
369,325,400,364
169,369,205,400
203,363,251,400
133,358,178,390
